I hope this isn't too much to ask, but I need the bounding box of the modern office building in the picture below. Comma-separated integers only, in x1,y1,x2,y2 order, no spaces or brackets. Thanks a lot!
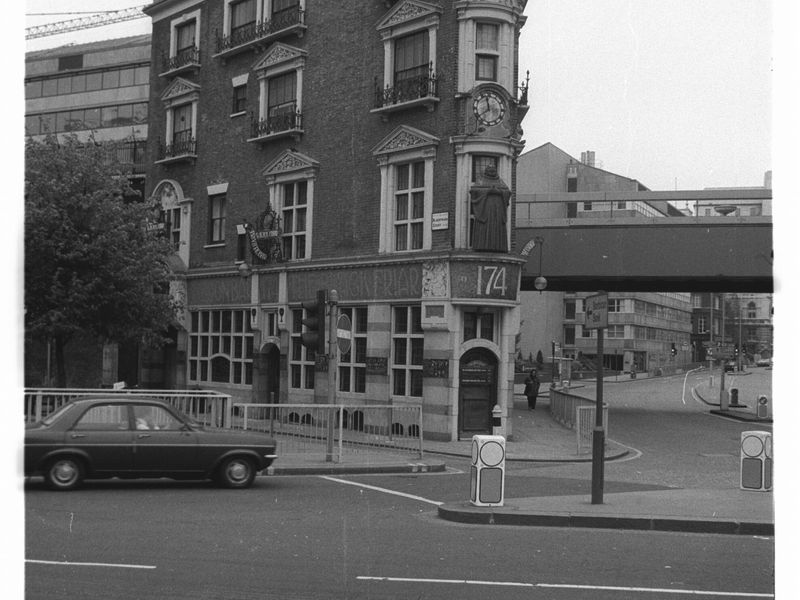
142,0,530,440
25,34,152,199
516,143,693,377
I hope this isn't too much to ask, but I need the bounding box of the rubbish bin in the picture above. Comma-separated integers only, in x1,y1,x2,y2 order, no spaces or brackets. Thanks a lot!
470,435,505,507
730,388,739,405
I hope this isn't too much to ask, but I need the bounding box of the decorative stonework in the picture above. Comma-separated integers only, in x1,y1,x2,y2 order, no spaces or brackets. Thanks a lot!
372,125,439,156
422,261,449,298
252,42,306,73
261,149,319,178
160,77,200,101
378,0,442,30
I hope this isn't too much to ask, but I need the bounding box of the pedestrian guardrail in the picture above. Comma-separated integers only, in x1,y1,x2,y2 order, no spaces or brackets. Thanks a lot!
576,405,609,455
24,388,233,428
232,403,424,462
549,388,609,454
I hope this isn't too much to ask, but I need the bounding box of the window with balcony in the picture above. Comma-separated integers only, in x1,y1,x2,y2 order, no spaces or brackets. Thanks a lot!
157,77,199,163
373,125,438,253
374,1,440,114
249,43,305,143
162,10,201,75
216,0,305,58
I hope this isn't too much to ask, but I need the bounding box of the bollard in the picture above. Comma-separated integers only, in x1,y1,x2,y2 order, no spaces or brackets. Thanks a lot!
730,388,739,406
756,395,770,419
491,404,502,436
740,430,772,491
470,435,506,506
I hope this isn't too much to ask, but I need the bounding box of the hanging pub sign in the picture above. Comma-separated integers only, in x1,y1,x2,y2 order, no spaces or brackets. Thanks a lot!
244,203,283,263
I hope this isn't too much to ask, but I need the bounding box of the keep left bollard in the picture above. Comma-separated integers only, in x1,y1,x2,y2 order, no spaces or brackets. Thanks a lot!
740,430,772,491
470,435,505,507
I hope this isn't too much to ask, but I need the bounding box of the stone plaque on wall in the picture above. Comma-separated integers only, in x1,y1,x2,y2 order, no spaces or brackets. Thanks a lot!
423,358,449,378
366,356,388,375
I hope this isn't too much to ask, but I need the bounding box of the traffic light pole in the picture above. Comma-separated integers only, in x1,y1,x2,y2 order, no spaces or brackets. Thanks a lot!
325,290,339,462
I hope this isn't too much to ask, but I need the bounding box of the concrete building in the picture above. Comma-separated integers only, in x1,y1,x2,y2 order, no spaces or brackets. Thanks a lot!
143,0,530,441
516,143,693,377
25,34,152,199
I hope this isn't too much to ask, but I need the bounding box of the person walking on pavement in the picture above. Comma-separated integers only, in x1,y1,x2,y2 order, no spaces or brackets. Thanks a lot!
524,369,540,410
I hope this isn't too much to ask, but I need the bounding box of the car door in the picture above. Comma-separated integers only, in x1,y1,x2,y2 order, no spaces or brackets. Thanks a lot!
131,404,199,474
69,403,135,475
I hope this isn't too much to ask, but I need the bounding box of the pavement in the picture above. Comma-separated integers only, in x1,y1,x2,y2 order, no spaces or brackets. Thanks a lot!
265,369,774,536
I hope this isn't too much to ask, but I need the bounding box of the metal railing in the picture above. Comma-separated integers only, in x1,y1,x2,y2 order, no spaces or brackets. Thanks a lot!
157,131,196,161
576,404,609,454
233,403,423,462
375,64,438,108
162,46,200,73
250,107,302,139
24,389,233,428
549,387,597,429
215,7,304,54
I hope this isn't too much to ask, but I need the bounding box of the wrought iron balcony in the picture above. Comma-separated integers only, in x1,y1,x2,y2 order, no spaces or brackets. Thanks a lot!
156,131,197,164
116,140,148,174
372,63,439,117
247,107,303,143
160,47,200,76
214,7,306,58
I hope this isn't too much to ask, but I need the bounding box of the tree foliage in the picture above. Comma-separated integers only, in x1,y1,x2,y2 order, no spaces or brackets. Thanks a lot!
25,134,180,384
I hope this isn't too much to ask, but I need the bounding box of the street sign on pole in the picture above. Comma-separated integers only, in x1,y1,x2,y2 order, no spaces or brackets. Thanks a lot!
585,293,608,329
336,313,352,355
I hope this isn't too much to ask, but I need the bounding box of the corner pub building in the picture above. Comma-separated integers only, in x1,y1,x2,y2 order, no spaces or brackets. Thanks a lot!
143,0,529,441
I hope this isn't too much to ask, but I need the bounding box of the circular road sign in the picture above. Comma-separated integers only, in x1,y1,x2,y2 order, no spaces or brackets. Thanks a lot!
337,313,352,354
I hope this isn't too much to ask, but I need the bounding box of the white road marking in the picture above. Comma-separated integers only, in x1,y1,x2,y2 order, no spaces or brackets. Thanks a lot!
356,576,774,597
319,475,443,506
26,559,156,570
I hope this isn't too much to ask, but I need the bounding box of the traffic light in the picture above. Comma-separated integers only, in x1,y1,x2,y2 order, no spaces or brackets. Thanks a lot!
301,289,327,355
670,344,676,357
734,345,739,356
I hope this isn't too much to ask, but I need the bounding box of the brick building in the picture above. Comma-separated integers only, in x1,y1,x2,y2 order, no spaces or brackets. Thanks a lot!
143,0,530,440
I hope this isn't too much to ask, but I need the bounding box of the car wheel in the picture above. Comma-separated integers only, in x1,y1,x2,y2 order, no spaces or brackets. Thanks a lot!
216,456,256,489
45,457,84,491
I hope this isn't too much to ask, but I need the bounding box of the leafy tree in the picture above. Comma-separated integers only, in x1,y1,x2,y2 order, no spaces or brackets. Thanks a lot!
25,134,180,387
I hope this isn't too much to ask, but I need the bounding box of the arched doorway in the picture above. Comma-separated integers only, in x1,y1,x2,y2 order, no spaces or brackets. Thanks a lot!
459,347,498,437
256,342,281,403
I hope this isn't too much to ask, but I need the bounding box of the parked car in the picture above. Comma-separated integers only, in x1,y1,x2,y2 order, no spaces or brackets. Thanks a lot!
756,358,772,367
25,397,277,491
724,361,736,373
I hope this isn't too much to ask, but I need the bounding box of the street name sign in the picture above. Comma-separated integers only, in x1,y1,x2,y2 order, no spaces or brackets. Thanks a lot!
585,292,608,329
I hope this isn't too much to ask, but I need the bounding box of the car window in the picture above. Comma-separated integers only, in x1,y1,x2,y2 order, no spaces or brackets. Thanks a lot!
73,404,130,431
41,402,76,426
133,405,183,431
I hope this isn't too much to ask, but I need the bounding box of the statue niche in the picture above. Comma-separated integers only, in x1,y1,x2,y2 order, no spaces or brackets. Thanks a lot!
469,166,510,252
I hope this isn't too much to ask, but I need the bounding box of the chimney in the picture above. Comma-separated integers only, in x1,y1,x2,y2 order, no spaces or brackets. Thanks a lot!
763,170,772,189
580,151,595,167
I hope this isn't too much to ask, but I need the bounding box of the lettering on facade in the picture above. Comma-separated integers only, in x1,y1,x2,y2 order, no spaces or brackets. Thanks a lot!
423,358,449,378
449,262,519,300
188,276,250,305
365,356,388,375
244,204,283,263
289,264,422,302
460,366,493,384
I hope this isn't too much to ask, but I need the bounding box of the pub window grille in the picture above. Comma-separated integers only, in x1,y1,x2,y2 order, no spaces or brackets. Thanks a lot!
289,308,315,390
338,306,368,393
391,305,423,398
189,309,253,385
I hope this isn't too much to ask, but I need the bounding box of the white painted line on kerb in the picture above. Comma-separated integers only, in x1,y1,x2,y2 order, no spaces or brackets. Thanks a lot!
357,576,774,597
26,559,156,570
320,475,443,506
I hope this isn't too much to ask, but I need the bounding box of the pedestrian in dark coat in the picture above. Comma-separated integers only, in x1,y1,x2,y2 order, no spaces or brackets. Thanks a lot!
524,369,540,410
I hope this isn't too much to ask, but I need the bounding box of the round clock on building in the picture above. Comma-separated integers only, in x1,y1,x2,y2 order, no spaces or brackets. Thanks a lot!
473,90,506,126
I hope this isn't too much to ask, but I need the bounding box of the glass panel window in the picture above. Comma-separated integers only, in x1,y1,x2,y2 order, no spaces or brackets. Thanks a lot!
85,72,103,91
281,180,307,260
232,84,247,113
392,305,424,398
172,103,193,144
42,78,58,97
188,309,254,385
338,307,368,394
209,195,226,243
230,0,257,38
25,80,43,99
394,30,429,83
463,311,495,342
394,161,425,251
289,308,315,390
118,68,134,88
475,23,499,82
268,71,297,116
176,20,197,55
102,69,120,89
74,405,129,430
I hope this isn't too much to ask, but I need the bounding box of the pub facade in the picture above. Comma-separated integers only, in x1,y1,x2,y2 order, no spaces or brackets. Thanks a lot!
143,0,529,440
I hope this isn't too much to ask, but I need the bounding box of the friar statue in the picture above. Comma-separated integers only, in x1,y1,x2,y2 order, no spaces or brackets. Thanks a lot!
469,165,511,252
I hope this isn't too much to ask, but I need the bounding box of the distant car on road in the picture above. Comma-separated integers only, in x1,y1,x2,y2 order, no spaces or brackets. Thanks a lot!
25,397,277,491
755,358,772,367
724,361,735,373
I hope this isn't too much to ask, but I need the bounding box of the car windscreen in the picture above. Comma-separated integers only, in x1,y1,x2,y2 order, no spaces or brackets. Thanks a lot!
41,403,76,426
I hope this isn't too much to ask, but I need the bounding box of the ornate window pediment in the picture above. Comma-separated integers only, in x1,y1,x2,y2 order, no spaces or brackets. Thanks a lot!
372,125,439,159
252,42,307,74
160,77,201,106
261,149,319,181
377,0,442,34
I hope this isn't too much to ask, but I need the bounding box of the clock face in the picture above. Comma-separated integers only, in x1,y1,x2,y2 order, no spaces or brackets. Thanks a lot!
473,90,506,126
